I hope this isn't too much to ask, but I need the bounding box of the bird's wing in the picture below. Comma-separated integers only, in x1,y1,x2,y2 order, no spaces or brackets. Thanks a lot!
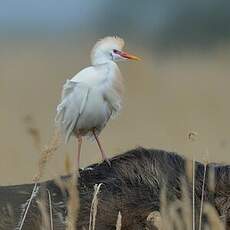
103,64,123,119
61,79,76,99
55,80,90,143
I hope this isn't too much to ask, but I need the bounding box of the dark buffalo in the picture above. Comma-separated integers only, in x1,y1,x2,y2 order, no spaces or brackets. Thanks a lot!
0,148,229,229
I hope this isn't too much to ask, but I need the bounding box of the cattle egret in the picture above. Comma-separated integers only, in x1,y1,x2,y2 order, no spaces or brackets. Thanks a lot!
55,36,140,169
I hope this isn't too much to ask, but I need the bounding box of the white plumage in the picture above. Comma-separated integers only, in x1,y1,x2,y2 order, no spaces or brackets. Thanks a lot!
55,36,140,168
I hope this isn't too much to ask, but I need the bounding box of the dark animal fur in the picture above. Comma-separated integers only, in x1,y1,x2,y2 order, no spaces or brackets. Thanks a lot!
0,147,229,229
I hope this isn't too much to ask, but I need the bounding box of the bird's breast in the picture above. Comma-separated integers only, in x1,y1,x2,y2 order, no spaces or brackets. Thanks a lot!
76,88,112,133
97,62,123,95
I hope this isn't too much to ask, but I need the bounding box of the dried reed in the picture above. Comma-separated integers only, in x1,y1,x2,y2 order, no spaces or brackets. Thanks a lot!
18,182,38,230
160,187,171,230
37,198,51,230
187,130,198,230
115,211,122,230
65,154,80,230
203,203,225,230
47,189,54,230
89,183,103,230
33,128,61,182
156,180,225,230
0,204,14,230
198,152,208,230
181,179,193,230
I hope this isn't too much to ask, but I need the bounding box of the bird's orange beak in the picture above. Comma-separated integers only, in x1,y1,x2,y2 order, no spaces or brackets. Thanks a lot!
117,50,141,61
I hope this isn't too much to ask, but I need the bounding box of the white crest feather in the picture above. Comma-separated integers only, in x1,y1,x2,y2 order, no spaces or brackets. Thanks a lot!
93,36,124,51
91,36,125,65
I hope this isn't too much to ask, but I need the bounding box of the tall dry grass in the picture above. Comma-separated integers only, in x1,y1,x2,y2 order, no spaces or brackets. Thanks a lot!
64,154,80,230
17,116,65,230
33,128,61,183
89,183,102,230
115,212,122,230
151,186,225,230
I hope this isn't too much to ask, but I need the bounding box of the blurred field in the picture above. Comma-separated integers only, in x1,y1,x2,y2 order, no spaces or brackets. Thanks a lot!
1,38,230,185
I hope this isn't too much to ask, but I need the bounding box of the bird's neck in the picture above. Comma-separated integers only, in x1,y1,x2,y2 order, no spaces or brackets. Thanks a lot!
93,61,121,85
91,52,114,65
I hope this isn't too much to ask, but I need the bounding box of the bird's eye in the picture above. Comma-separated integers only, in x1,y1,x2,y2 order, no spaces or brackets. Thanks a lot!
113,49,118,54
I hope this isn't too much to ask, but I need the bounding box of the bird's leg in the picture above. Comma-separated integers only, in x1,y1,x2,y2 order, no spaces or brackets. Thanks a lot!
92,129,111,166
76,135,82,172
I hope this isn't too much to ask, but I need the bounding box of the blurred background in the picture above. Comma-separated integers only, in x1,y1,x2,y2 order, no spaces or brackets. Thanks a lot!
1,0,230,184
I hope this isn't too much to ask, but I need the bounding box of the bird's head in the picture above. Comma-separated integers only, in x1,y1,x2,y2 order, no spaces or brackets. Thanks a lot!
91,36,140,65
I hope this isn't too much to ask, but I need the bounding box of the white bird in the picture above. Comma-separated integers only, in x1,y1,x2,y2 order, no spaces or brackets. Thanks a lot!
55,36,140,169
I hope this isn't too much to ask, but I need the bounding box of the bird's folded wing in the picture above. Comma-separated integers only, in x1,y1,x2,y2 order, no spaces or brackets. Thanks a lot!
55,80,90,143
61,79,77,99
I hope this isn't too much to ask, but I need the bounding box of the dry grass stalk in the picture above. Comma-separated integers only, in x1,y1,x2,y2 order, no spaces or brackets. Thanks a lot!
186,159,193,184
18,182,38,230
0,204,14,230
37,199,51,230
203,203,225,230
185,158,196,229
159,186,225,230
115,211,122,230
198,163,206,230
199,150,209,230
181,179,192,230
168,201,183,230
33,128,61,182
54,175,66,195
65,154,80,230
159,179,198,230
186,131,198,230
208,166,215,193
47,189,54,230
160,187,171,230
89,183,103,230
160,189,186,230
192,158,195,230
